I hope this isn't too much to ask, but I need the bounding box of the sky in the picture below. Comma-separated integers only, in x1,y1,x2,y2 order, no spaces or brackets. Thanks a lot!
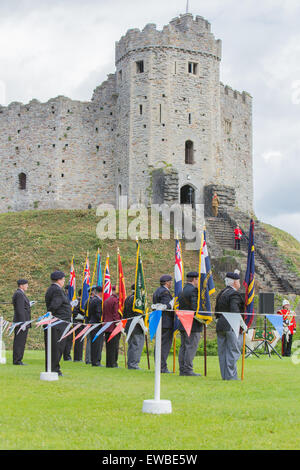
0,0,299,241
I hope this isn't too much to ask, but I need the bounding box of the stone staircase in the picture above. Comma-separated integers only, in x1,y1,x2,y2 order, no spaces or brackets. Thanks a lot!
205,214,296,294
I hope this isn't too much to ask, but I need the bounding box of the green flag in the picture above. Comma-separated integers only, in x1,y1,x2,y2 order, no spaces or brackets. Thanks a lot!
133,241,147,318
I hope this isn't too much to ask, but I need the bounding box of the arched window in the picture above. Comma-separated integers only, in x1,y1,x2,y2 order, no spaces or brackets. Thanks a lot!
185,140,194,164
18,172,27,190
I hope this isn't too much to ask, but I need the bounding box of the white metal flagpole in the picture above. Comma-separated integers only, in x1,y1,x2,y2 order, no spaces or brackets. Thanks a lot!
0,316,6,364
40,313,58,381
142,308,172,414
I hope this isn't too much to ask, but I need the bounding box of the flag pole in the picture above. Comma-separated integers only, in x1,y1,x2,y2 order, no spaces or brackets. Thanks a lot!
241,331,246,380
117,247,127,368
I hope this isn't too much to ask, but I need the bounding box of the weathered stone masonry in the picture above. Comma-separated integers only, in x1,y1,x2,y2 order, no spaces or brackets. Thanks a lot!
0,13,253,215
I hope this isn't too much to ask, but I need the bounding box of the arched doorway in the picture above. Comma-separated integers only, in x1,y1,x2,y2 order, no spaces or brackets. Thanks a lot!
180,185,195,207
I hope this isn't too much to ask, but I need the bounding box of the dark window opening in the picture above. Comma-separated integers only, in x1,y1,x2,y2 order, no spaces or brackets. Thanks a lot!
185,140,194,164
18,173,27,190
139,105,143,115
136,61,144,73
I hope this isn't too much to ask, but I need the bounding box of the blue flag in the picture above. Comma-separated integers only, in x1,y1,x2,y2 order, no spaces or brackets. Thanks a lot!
149,310,162,341
243,220,255,327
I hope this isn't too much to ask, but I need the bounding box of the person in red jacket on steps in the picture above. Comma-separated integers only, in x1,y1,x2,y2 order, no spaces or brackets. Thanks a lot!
234,225,242,250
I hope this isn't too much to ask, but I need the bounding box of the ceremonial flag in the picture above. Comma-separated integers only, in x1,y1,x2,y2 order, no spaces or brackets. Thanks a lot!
174,238,184,331
196,230,215,324
117,249,126,316
96,249,102,288
243,220,255,327
102,255,112,303
80,254,90,312
133,240,147,316
68,256,76,306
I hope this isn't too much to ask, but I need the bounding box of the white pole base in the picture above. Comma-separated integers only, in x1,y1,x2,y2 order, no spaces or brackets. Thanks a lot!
40,371,59,381
142,399,172,415
0,357,6,364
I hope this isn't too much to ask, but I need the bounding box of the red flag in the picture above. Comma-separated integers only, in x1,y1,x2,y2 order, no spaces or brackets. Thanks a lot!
107,319,127,343
118,251,126,316
175,311,194,337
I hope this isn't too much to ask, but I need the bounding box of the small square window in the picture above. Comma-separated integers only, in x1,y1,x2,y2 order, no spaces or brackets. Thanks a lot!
188,62,198,75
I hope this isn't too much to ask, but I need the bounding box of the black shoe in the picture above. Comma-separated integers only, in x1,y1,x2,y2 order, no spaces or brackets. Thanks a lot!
58,371,63,376
64,357,72,361
161,370,171,374
13,362,28,366
180,372,201,376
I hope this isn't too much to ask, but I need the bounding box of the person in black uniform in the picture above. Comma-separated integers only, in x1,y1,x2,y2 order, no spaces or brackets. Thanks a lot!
72,289,85,362
87,286,104,367
123,284,145,370
84,285,96,364
178,271,202,376
153,275,174,373
215,271,244,380
12,279,31,365
45,271,72,376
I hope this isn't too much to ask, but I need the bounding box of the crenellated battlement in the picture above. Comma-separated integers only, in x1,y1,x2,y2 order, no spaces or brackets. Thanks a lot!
220,82,252,105
115,14,221,64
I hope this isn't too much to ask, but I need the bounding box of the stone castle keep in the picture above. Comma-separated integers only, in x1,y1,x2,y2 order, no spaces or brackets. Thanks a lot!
0,13,253,215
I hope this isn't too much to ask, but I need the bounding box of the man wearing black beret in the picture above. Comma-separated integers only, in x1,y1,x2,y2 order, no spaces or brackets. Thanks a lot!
178,271,202,376
12,279,31,365
44,271,72,376
215,270,245,380
153,274,174,373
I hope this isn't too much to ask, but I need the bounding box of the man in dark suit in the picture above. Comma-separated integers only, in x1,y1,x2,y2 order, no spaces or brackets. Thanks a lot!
12,279,31,365
123,284,145,370
178,271,202,376
72,289,85,362
45,270,72,376
153,275,174,373
88,286,104,367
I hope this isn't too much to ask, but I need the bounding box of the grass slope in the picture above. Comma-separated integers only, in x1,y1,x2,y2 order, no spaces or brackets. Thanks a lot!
1,351,300,450
262,222,300,275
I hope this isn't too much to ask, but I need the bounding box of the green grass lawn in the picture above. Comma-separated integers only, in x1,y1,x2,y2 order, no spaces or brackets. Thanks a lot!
1,350,299,450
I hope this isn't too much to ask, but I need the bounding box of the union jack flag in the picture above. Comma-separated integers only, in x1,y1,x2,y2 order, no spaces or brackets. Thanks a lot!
103,255,112,303
80,255,90,312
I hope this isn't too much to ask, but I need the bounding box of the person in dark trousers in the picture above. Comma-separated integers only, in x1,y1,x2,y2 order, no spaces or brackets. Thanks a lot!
12,279,31,365
102,286,121,368
84,285,96,364
63,285,73,361
152,275,174,373
88,286,104,367
178,272,202,376
72,289,85,362
44,271,72,376
123,284,145,370
215,271,244,380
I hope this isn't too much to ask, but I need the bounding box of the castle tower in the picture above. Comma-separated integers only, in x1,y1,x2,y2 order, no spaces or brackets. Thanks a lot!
114,13,223,207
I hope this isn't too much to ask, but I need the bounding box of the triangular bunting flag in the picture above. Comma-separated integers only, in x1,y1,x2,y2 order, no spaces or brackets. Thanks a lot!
58,323,81,341
221,312,242,339
80,324,99,342
175,310,195,337
126,316,142,343
266,314,283,338
74,324,91,341
92,322,113,343
107,319,127,343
